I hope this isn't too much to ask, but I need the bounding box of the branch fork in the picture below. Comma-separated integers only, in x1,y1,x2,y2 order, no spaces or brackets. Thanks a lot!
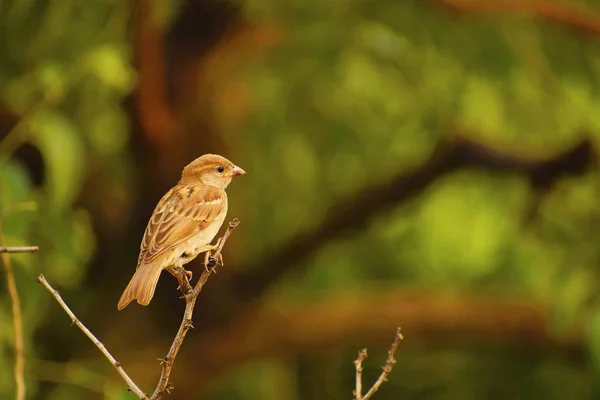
354,327,403,400
39,218,240,399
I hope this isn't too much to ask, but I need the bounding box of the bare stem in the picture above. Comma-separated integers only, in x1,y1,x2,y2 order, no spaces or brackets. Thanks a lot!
355,327,403,400
0,246,39,253
38,275,148,399
0,232,28,400
149,218,240,400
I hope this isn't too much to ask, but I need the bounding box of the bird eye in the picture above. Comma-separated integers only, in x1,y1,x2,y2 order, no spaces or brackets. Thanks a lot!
216,166,225,173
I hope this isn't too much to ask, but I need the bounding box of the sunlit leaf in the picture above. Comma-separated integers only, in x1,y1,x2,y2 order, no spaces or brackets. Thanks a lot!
461,77,505,135
87,44,136,93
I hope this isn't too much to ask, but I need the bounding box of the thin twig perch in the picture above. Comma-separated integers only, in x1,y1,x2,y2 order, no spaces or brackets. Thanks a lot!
38,218,239,398
38,274,148,399
354,327,403,400
38,218,239,399
149,218,240,399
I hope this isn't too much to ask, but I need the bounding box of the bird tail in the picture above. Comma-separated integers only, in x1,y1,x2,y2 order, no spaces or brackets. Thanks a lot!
117,263,164,310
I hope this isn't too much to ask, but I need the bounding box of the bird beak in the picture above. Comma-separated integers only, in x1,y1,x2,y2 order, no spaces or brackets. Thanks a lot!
229,165,246,177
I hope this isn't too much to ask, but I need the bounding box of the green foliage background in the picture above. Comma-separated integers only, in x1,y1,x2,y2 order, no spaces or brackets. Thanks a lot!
2,0,600,399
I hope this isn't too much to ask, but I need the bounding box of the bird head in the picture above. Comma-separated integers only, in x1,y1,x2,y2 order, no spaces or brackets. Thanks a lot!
180,154,246,189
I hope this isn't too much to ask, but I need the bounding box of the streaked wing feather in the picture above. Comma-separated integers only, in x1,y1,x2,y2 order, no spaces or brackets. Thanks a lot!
137,185,225,267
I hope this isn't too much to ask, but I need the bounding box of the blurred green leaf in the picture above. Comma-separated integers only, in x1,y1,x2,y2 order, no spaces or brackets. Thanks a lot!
87,107,129,156
40,208,95,287
29,109,85,211
587,306,600,374
0,162,36,243
35,60,65,102
86,44,135,93
552,268,593,332
0,161,33,207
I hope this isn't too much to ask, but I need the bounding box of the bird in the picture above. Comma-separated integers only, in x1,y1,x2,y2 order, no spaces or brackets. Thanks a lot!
117,154,245,310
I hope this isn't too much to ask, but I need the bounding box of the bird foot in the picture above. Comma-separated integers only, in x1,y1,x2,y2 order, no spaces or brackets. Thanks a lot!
173,267,193,294
203,251,223,273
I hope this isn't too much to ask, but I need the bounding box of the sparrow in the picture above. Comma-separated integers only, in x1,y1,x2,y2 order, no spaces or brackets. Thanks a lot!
117,154,245,310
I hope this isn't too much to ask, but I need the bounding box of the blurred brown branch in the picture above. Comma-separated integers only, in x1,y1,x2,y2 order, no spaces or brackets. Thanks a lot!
435,0,600,38
228,134,596,308
0,246,39,253
38,274,147,399
0,228,31,400
354,327,403,400
166,289,583,392
135,0,175,148
150,218,239,400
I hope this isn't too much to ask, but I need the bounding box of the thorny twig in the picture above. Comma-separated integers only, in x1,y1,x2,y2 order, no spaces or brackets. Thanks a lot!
38,218,240,400
149,218,240,400
354,327,403,400
38,218,240,399
354,348,367,399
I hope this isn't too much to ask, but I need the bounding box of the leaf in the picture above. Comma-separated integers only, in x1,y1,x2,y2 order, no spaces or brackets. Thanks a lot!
0,161,33,207
586,305,600,375
40,208,95,287
29,109,85,211
86,44,136,93
87,107,129,156
35,60,65,102
0,162,36,240
414,174,512,282
552,268,593,333
461,77,505,134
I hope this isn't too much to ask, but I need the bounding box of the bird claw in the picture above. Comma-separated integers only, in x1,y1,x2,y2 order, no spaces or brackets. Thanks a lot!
183,269,193,281
203,251,223,273
173,267,193,294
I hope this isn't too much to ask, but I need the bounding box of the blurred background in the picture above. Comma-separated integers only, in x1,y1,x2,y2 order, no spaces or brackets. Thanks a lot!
2,0,600,399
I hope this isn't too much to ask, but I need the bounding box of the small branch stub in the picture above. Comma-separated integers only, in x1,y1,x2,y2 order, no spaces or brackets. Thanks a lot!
0,246,39,253
354,327,403,400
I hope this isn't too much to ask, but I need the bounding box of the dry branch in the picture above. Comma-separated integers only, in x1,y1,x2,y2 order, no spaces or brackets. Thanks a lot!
135,0,174,147
158,289,584,393
149,218,240,400
38,274,147,399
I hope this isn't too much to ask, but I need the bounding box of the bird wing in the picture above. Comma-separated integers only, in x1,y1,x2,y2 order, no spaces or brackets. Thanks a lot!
137,185,226,267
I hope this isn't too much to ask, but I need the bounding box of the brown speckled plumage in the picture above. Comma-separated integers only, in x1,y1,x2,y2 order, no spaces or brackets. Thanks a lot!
117,154,245,310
